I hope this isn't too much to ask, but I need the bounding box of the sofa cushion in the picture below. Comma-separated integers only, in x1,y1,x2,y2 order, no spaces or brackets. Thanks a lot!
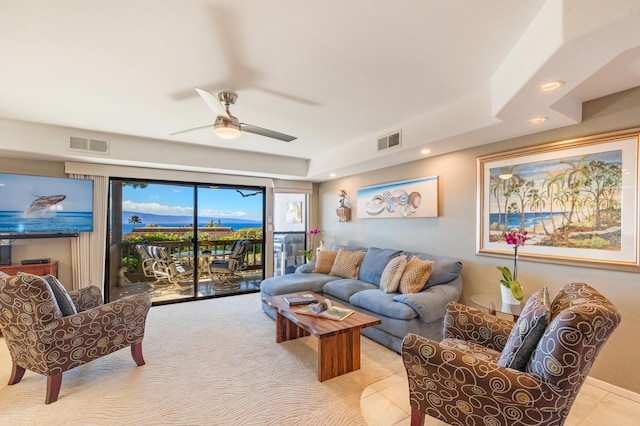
322,279,377,301
358,247,403,286
41,274,78,316
349,289,418,320
329,248,366,279
380,255,407,293
313,250,338,273
399,257,434,294
260,273,340,296
498,287,550,371
406,252,462,287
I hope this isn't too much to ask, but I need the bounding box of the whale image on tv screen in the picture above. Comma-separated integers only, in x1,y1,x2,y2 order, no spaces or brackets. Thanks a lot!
0,173,93,234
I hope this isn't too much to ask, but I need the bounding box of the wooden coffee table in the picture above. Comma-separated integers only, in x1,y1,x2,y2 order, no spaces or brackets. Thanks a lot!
262,292,381,381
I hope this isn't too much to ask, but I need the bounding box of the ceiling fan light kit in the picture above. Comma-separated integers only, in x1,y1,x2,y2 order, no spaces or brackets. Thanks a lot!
214,116,241,139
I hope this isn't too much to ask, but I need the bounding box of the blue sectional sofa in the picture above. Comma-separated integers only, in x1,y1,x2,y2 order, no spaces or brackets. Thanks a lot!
260,246,463,353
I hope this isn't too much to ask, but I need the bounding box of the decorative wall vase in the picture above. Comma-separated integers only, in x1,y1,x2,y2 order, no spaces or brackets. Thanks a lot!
501,285,521,305
336,207,351,222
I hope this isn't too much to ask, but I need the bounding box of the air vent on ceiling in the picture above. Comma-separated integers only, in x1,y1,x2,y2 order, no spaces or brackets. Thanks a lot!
377,130,402,151
69,137,110,155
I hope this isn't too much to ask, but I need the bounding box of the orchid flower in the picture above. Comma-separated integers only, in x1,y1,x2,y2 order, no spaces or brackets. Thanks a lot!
497,230,527,301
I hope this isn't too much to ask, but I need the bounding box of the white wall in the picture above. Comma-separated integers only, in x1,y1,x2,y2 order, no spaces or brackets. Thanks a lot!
317,86,640,394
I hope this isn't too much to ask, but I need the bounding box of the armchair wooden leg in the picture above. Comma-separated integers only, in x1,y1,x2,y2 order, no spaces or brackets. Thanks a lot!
410,408,425,426
131,341,145,366
8,362,26,385
45,373,62,404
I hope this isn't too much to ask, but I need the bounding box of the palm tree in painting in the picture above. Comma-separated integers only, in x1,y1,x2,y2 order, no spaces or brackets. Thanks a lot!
526,188,551,235
509,175,534,232
541,169,564,238
489,175,504,230
560,155,589,228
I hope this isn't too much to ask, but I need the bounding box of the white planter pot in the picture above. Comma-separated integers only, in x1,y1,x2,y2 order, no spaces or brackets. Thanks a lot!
501,285,521,305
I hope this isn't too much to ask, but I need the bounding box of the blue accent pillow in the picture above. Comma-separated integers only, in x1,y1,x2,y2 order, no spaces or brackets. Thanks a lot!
41,274,78,316
498,287,550,371
358,247,402,286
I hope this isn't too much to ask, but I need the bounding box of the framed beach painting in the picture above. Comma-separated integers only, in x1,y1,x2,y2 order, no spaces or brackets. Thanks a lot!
477,129,640,271
357,176,438,219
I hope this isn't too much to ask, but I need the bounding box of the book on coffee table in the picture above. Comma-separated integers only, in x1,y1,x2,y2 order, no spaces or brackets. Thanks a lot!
284,294,318,306
295,299,354,321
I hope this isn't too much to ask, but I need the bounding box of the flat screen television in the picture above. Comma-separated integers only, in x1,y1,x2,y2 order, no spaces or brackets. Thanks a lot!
0,172,93,237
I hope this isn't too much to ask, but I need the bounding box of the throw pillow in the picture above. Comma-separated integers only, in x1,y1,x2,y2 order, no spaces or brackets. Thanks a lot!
380,255,407,293
399,257,434,294
329,248,366,279
497,287,550,371
41,274,78,316
358,247,403,286
313,250,338,273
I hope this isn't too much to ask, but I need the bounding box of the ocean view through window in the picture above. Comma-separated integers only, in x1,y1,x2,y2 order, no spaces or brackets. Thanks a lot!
107,178,265,304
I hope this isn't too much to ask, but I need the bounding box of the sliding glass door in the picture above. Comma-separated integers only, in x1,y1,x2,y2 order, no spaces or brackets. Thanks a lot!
272,193,307,275
107,178,264,304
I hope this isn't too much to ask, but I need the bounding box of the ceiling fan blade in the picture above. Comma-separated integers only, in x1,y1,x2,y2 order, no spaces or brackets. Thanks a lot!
169,123,213,136
240,123,297,142
195,88,229,118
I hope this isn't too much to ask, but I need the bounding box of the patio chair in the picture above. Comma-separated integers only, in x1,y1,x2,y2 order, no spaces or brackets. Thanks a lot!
135,243,156,279
210,240,249,287
135,244,194,286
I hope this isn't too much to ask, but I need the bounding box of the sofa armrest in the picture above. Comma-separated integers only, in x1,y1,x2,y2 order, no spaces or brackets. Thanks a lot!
68,285,104,311
401,333,569,424
295,262,316,273
443,302,513,351
392,277,462,323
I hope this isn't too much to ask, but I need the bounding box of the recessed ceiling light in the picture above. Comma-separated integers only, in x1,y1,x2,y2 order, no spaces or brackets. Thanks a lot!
528,117,548,125
420,148,431,155
537,81,565,92
329,173,336,177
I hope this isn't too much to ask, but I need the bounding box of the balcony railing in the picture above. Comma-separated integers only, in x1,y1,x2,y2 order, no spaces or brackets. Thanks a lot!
118,239,263,282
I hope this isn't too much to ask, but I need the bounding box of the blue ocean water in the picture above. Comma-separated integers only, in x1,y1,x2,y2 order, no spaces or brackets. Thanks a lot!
489,212,564,229
0,210,93,233
121,221,262,234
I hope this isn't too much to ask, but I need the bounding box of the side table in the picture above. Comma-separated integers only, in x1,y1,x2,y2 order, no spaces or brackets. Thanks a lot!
470,293,523,321
0,261,59,278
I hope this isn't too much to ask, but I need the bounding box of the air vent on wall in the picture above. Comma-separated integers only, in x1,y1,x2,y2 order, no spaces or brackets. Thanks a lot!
377,130,402,151
69,137,110,155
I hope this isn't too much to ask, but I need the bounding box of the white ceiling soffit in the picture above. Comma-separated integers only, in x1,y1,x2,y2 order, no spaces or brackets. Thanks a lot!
0,1,639,181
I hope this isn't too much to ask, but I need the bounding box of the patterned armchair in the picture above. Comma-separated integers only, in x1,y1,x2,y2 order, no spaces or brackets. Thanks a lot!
0,274,151,403
402,283,621,426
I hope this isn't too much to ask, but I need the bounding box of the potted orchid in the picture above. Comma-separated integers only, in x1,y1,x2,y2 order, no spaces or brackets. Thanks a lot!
497,230,526,303
300,228,321,261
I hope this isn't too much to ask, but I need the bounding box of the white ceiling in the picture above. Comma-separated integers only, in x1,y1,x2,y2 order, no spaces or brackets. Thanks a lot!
1,0,640,181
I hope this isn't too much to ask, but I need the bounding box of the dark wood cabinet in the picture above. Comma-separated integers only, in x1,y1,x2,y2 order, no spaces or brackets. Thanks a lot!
0,261,58,277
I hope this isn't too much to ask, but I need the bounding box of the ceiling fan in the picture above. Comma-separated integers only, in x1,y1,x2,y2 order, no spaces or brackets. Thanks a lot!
171,88,297,142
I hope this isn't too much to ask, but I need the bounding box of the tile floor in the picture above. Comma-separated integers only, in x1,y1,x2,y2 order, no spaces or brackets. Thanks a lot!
361,372,640,426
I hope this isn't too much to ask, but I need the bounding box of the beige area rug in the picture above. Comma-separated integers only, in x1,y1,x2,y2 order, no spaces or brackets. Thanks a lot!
0,292,404,425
